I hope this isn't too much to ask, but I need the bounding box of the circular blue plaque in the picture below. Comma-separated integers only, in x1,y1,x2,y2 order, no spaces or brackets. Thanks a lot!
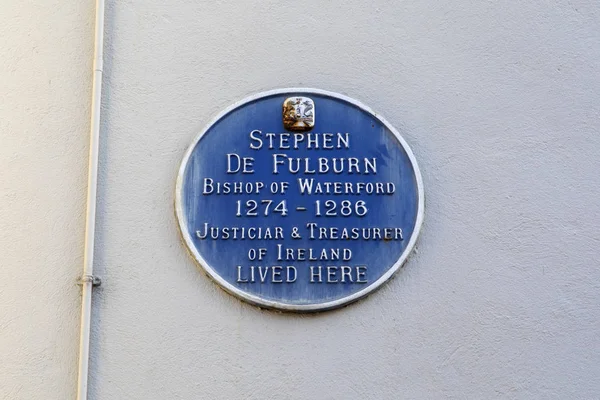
176,88,424,312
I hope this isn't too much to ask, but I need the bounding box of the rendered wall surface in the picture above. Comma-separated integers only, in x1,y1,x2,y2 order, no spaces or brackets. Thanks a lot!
0,2,92,399
2,0,600,399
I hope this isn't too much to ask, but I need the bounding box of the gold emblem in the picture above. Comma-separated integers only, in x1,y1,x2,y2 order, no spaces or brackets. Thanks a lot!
283,97,315,132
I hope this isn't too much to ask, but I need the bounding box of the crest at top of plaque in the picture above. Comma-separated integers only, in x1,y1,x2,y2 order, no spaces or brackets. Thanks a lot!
283,96,315,132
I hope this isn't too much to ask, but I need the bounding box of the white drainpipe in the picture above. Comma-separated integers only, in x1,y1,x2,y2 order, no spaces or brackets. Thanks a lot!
77,0,105,398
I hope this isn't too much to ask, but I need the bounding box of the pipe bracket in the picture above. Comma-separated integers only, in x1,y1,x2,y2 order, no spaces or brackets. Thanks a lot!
79,275,102,287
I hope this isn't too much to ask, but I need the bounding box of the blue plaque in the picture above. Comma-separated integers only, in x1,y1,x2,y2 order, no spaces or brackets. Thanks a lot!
175,89,424,312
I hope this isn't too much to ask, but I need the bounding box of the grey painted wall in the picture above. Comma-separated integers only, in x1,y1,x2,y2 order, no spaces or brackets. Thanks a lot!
2,0,600,399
